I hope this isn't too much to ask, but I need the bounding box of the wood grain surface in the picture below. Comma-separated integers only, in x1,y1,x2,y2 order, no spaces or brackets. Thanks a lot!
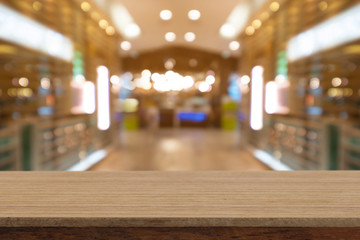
0,171,359,228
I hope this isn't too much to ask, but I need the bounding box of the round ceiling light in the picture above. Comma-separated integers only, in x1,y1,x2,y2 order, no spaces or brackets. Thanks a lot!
188,10,201,21
220,23,236,38
124,23,141,38
229,41,240,51
184,32,196,42
160,9,172,21
165,32,176,42
121,41,132,51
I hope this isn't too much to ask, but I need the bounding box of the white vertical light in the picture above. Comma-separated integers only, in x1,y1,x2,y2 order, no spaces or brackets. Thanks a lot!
97,66,110,130
265,81,278,114
250,66,264,130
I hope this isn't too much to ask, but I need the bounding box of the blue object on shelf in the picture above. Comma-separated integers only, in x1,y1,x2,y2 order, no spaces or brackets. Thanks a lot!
178,112,207,122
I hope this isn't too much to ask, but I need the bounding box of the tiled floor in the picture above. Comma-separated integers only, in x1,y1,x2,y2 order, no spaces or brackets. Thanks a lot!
90,129,270,171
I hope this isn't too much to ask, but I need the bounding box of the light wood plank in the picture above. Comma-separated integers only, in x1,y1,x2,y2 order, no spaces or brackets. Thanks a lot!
0,172,359,227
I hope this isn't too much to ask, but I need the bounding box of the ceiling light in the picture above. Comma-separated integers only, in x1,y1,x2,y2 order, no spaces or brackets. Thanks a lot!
318,1,328,11
188,10,201,21
245,26,255,36
32,1,42,11
160,10,172,21
270,1,280,12
184,32,196,42
99,19,109,29
165,32,176,42
121,41,132,51
219,3,251,39
110,3,141,39
229,41,240,51
220,23,236,38
252,19,262,29
164,58,176,69
124,23,141,38
81,1,91,12
106,26,115,36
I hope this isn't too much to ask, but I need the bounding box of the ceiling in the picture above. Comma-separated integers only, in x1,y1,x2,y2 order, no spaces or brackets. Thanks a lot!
96,0,265,56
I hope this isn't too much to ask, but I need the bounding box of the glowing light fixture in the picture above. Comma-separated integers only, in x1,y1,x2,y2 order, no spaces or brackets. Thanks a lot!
229,41,240,51
18,77,29,87
160,10,172,21
110,3,141,39
124,23,141,38
288,4,360,62
83,81,96,114
99,19,109,29
183,76,194,89
165,32,176,42
252,19,262,29
164,58,176,69
310,77,320,89
96,66,110,131
245,26,255,36
121,41,132,51
71,80,95,115
332,77,342,87
188,10,201,21
110,75,121,85
318,1,328,11
240,75,251,85
265,81,278,114
198,81,211,92
106,26,115,36
81,1,91,12
264,77,291,115
184,32,196,42
270,1,280,12
40,78,51,89
141,69,151,78
250,66,264,130
219,3,251,38
205,75,215,85
0,4,73,62
33,1,42,11
220,23,236,38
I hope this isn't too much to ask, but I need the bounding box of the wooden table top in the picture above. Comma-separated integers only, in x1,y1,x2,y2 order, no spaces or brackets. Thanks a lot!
0,171,359,228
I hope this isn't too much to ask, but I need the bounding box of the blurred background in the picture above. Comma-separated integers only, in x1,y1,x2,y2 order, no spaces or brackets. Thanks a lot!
0,0,359,171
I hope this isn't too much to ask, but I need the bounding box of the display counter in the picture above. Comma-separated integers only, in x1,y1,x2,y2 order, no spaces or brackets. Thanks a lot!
0,171,359,239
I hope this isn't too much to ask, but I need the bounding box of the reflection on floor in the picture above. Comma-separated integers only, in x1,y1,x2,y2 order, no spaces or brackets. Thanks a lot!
90,129,270,171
